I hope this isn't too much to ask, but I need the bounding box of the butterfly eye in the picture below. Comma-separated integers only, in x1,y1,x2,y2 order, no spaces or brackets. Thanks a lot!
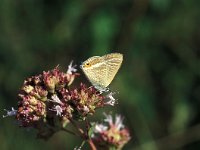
85,63,91,67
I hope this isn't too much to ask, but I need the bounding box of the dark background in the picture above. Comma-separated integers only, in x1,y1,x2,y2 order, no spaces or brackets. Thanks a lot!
1,0,200,150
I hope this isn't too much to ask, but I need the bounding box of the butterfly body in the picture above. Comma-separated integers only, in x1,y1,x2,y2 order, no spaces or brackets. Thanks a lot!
80,53,123,92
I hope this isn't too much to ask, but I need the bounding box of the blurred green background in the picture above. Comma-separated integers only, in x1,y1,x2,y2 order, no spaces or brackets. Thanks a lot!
1,0,200,150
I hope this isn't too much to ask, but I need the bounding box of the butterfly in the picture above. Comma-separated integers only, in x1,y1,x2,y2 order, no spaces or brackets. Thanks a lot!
80,53,123,93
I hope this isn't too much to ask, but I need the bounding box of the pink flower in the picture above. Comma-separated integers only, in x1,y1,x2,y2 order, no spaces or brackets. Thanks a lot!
92,114,131,149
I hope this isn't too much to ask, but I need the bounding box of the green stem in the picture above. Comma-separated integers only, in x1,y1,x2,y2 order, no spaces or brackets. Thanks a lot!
80,140,86,148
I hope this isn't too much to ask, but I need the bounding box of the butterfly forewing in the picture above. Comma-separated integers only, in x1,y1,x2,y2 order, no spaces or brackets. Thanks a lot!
81,56,107,87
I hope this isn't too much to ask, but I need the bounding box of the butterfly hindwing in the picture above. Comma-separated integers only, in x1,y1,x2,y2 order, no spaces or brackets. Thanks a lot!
102,53,123,87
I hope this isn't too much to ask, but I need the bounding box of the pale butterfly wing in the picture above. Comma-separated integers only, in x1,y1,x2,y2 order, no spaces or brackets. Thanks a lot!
101,53,123,87
81,56,107,87
81,53,123,92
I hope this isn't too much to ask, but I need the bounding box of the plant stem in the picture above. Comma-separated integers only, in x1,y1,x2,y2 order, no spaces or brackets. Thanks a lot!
88,139,97,150
80,140,86,148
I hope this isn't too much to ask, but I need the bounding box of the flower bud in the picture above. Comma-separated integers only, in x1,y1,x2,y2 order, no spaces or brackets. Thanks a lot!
22,85,34,94
43,73,57,93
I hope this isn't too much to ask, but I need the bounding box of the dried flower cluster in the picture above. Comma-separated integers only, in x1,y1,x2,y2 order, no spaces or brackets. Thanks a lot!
3,62,131,149
91,114,131,150
14,63,109,138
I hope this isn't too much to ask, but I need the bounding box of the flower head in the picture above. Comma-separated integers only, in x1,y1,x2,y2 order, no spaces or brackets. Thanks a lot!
12,62,114,140
61,83,106,120
17,94,46,127
91,114,131,150
16,65,78,131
